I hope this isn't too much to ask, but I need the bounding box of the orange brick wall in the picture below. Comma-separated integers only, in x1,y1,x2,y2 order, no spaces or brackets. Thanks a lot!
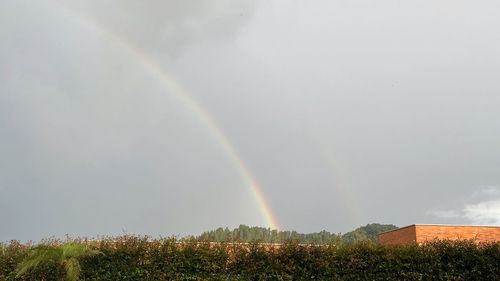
415,225,500,244
379,225,500,245
378,225,417,245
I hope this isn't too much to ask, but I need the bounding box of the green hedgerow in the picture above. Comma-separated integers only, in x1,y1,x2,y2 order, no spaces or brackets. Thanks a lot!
1,237,499,280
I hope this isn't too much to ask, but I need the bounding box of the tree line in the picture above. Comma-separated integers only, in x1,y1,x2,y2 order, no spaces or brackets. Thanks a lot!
198,223,398,244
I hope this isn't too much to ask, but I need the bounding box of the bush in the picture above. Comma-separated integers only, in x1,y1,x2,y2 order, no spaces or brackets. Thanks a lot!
1,237,499,280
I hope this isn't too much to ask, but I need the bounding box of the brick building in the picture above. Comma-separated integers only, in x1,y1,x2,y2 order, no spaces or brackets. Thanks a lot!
378,224,500,245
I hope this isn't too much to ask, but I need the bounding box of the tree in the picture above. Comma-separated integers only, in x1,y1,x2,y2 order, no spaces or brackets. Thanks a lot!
16,243,102,281
199,223,397,244
342,223,398,244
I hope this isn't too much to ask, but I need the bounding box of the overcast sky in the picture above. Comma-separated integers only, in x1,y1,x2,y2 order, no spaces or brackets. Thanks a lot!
1,0,500,242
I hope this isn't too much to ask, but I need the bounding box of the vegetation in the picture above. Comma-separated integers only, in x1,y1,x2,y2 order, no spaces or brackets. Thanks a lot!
198,223,397,244
341,223,398,244
14,242,101,281
199,224,336,244
1,236,499,280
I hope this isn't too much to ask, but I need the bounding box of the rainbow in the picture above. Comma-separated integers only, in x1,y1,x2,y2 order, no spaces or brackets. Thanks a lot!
297,106,364,226
47,1,280,230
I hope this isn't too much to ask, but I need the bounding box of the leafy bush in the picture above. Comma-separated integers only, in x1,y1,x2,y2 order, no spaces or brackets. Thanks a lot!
1,237,499,280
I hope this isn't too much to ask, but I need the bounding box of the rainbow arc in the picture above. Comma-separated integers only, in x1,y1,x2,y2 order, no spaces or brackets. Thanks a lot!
48,1,279,230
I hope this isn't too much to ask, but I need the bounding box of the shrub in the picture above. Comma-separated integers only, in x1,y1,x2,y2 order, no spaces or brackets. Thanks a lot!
1,237,499,280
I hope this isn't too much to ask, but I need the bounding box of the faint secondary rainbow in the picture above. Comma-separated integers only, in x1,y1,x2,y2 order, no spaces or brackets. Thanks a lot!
297,102,364,226
48,1,279,230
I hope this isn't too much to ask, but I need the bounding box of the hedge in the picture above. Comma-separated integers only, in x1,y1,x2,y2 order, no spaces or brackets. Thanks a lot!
1,237,499,280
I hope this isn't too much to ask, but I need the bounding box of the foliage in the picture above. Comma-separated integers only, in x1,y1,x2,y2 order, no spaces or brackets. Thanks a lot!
341,223,398,244
198,223,396,244
13,241,101,281
1,237,499,280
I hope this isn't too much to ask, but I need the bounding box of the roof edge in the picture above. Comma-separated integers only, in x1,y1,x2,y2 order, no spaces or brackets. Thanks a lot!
377,224,416,235
378,224,500,236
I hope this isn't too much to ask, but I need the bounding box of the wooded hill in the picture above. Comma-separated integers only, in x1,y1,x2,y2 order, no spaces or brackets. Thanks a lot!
198,223,397,244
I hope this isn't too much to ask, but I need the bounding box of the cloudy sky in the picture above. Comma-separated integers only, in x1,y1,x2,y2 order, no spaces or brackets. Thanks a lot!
1,0,500,241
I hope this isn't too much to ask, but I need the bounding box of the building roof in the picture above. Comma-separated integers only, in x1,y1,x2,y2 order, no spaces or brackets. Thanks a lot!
378,224,500,235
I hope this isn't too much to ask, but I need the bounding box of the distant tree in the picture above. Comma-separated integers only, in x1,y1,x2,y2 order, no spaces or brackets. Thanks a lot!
198,223,397,244
271,229,278,243
199,225,338,244
342,223,398,244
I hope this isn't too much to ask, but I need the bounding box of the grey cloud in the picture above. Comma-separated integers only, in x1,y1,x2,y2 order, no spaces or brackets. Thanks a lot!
2,0,500,241
0,0,261,241
55,0,256,58
429,187,500,225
